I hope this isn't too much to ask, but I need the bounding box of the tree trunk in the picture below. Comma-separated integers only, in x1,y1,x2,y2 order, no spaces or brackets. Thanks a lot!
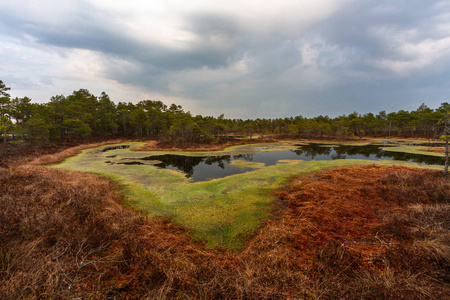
444,115,449,176
444,137,449,176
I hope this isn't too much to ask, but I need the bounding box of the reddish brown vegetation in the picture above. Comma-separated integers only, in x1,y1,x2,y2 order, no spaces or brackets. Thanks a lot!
1,161,448,299
28,140,126,166
0,139,126,168
134,138,276,152
275,166,449,271
424,147,446,154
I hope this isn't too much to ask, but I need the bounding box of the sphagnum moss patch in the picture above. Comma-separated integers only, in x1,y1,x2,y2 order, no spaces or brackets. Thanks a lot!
52,142,443,250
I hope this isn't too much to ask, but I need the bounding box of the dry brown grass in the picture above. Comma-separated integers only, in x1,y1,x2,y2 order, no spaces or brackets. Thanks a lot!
277,165,449,299
1,160,449,299
424,147,446,154
28,140,126,166
0,140,127,169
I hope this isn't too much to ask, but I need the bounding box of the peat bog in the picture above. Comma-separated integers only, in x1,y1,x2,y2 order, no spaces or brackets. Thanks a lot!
51,140,445,250
2,159,448,299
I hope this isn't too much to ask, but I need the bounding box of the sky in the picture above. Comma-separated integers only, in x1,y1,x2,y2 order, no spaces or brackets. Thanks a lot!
1,0,450,119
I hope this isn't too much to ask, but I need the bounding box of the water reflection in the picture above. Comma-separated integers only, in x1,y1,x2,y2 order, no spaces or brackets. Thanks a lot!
141,154,253,181
293,144,444,165
114,144,444,182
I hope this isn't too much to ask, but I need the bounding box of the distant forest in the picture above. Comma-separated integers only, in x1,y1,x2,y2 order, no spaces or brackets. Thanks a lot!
1,80,449,148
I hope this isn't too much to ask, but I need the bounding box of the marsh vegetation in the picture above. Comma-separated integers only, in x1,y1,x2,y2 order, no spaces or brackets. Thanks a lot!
51,141,445,250
1,156,448,299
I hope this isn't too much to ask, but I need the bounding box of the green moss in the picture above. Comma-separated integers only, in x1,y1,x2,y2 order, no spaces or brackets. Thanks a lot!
229,160,265,169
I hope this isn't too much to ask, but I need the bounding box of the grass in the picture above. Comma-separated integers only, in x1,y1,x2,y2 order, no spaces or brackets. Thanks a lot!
50,142,443,250
229,160,265,169
1,146,449,298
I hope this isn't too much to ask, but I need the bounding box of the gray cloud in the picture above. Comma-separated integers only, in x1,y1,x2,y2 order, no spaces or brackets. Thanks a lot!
0,0,449,118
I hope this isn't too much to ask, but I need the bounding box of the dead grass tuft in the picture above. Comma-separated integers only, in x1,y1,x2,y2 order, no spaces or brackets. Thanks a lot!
0,140,127,168
424,147,446,154
271,165,449,298
28,140,125,166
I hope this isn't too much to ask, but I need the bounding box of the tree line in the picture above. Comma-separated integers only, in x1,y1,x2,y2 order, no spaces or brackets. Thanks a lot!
1,80,449,149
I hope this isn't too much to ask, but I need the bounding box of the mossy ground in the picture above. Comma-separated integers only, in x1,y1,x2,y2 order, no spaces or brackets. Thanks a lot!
53,141,443,250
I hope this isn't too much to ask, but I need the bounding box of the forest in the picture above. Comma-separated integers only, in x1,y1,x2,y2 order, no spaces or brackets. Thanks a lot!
1,80,449,151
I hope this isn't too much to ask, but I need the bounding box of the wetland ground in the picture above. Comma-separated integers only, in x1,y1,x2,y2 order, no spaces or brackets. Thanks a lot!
51,140,445,250
1,138,448,299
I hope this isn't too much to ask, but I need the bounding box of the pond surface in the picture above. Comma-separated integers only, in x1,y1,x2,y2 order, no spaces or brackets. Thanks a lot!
123,144,444,182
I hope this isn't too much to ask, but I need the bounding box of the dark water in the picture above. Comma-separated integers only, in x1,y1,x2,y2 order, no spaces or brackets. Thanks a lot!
140,154,254,180
127,144,444,182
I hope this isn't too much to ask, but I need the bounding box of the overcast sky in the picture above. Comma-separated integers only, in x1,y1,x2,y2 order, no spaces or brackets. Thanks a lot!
1,0,450,118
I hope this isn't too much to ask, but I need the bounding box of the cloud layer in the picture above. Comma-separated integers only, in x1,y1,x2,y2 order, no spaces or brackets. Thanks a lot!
1,0,449,118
